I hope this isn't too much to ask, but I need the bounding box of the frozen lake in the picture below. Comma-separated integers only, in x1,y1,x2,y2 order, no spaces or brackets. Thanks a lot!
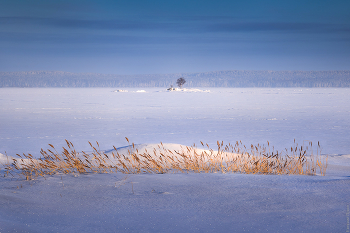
1,87,350,233
1,88,349,157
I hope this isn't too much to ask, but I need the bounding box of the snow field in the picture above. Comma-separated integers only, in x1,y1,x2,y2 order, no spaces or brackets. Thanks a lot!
0,88,349,232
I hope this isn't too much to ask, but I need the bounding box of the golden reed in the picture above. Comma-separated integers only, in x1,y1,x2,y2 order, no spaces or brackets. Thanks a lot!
1,138,327,180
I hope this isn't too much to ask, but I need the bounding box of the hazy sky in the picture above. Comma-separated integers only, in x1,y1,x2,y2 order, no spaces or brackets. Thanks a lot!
0,0,349,74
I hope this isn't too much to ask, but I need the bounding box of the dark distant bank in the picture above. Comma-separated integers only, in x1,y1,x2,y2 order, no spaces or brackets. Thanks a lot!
1,70,349,87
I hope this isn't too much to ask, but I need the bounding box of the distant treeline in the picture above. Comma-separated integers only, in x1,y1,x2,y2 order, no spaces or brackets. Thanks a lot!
1,70,349,87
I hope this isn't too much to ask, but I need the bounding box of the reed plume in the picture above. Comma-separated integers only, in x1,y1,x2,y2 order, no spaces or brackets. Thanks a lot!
1,138,327,180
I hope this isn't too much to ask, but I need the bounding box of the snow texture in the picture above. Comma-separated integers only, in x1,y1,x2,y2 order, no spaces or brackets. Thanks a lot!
0,88,349,232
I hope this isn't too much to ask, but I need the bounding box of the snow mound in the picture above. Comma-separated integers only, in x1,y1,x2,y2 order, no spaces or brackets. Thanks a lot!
0,153,13,167
167,88,210,92
105,143,217,158
0,153,37,168
0,144,221,169
113,89,128,92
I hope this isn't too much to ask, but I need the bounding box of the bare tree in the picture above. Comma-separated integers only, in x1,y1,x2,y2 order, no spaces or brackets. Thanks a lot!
176,77,186,88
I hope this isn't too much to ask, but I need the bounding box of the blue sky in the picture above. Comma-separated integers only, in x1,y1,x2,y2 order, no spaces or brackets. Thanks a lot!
0,0,349,74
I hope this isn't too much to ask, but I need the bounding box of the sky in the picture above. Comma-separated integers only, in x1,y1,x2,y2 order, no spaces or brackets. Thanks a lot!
0,0,349,74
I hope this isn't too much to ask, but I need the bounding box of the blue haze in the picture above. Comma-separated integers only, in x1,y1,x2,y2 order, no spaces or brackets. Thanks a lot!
0,0,349,74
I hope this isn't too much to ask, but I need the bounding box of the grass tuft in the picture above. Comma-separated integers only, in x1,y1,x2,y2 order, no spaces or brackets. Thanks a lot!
1,139,328,180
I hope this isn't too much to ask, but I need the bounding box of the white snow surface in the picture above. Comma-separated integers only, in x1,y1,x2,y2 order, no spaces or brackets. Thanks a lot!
0,153,9,165
105,143,215,158
0,88,350,232
167,88,210,92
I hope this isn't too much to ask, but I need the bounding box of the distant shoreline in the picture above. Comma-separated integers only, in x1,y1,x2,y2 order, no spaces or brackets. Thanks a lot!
1,70,350,88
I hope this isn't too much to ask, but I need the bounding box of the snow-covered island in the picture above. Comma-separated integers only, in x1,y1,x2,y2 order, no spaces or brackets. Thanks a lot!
167,87,210,92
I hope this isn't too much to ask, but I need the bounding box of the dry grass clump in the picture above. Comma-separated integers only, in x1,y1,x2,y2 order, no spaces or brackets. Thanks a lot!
1,138,327,180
